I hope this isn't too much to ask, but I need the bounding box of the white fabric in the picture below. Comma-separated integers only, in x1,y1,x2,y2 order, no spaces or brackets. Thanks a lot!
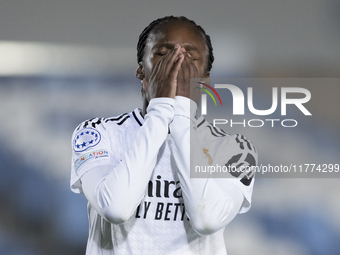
70,97,257,255
169,97,244,235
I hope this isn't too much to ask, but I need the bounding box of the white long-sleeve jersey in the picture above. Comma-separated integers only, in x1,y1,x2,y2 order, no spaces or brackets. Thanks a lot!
70,97,257,255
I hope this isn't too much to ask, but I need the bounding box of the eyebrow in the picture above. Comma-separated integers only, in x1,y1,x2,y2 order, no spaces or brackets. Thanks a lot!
155,43,199,52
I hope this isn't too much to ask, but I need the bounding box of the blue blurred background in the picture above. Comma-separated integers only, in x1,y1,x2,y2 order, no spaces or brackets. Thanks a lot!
0,1,339,254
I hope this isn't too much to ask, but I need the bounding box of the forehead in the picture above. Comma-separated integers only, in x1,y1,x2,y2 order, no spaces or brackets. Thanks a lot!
147,21,207,51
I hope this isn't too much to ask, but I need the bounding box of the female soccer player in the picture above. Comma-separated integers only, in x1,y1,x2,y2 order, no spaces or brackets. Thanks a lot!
71,16,257,255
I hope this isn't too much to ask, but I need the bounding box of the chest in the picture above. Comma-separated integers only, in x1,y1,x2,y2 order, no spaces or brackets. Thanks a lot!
109,126,185,221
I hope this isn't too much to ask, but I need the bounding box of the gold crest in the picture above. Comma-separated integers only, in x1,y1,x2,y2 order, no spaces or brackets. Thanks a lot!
203,148,212,165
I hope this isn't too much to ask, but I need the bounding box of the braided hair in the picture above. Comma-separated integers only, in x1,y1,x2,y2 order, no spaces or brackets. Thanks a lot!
137,16,214,72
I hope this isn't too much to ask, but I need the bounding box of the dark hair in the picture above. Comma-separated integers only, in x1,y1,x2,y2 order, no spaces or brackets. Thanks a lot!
137,16,214,72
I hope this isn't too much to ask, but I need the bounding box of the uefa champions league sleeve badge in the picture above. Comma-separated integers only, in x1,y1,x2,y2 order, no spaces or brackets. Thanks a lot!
73,128,102,152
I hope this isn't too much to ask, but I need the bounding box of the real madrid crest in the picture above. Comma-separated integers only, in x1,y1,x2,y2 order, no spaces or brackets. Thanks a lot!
203,147,212,165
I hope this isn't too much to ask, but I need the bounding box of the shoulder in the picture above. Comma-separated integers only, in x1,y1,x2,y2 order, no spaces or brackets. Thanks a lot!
204,125,258,169
225,133,257,155
72,113,130,152
196,119,230,145
199,120,258,186
223,133,258,166
198,119,256,156
74,113,130,133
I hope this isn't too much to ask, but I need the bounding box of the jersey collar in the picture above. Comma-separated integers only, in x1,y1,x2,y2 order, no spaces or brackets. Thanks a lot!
132,109,207,129
132,108,144,126
196,115,208,129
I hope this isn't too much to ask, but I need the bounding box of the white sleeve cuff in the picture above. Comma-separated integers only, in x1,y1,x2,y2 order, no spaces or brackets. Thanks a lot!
174,96,197,120
147,97,175,110
147,97,175,124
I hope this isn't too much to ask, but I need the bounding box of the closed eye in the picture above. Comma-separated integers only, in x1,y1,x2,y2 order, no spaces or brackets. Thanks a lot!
155,53,165,57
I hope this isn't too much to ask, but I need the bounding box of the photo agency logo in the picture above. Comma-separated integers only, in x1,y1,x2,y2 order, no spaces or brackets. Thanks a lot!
195,80,312,128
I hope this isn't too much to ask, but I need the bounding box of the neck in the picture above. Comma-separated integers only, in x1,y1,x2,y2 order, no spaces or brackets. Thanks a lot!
142,97,149,117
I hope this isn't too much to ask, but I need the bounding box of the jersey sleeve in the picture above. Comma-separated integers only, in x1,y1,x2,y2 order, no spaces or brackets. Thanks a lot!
70,119,115,194
218,134,258,213
72,99,176,225
169,96,246,235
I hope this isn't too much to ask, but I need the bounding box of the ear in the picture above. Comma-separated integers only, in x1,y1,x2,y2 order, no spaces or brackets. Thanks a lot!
136,62,144,80
205,71,210,79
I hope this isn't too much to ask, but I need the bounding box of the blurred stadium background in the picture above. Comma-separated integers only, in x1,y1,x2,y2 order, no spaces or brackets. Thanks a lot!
0,1,339,254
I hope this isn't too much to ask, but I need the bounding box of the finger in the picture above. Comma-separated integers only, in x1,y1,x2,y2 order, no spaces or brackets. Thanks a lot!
187,53,198,79
169,52,184,81
176,57,184,82
163,44,181,76
150,48,176,82
150,54,165,79
150,45,179,81
181,53,191,83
